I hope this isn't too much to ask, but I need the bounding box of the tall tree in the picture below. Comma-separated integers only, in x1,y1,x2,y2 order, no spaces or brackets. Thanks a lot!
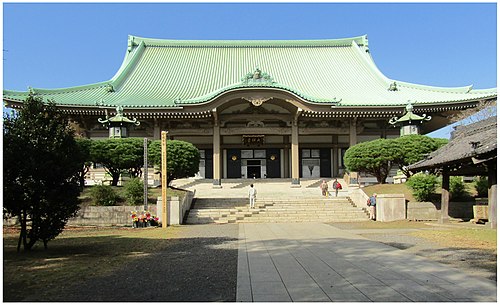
4,94,82,251
392,135,448,177
343,138,398,184
148,140,200,185
90,138,144,186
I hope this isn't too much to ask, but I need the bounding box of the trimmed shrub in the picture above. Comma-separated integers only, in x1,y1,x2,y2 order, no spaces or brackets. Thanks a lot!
406,173,439,202
475,176,489,197
90,185,119,206
124,178,144,206
450,176,467,200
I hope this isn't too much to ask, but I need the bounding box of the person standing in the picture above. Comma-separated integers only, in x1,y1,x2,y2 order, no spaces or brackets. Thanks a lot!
367,193,377,220
332,178,342,197
320,180,329,197
248,184,257,208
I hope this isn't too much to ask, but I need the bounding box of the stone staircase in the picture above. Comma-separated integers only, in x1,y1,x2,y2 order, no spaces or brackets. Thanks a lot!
185,197,370,224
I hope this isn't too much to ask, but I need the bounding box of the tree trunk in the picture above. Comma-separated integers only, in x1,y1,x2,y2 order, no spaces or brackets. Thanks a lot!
111,173,120,186
17,213,26,253
79,174,86,189
372,171,387,184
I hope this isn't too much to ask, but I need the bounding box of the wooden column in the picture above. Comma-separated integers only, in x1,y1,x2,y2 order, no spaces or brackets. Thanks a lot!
291,122,300,187
212,109,222,188
290,109,301,187
488,161,497,229
440,168,450,224
349,118,357,146
283,138,290,178
348,118,358,182
332,134,339,177
153,119,161,140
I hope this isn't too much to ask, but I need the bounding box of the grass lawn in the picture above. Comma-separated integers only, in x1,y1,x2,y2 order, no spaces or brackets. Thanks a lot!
340,220,496,251
3,226,183,301
362,183,417,202
410,227,497,252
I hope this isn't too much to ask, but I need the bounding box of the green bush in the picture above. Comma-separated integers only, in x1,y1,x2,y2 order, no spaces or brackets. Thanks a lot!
90,185,119,206
124,178,144,206
406,173,439,202
475,176,489,197
450,176,467,200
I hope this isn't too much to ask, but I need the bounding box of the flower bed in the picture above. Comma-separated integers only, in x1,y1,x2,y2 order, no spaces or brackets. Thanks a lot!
130,210,160,228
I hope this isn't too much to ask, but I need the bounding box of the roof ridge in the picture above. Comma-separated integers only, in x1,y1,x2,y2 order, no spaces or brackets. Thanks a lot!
128,34,369,48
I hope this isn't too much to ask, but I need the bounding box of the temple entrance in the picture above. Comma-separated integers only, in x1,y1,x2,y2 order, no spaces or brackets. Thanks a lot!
225,148,280,179
247,160,262,179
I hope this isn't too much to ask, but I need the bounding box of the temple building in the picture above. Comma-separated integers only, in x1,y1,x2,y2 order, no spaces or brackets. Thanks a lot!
3,35,497,186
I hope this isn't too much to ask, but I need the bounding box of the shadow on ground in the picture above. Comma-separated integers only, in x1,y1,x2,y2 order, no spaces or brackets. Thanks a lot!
4,230,239,302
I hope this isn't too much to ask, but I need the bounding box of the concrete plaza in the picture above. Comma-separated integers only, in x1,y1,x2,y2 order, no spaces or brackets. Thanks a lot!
236,222,497,302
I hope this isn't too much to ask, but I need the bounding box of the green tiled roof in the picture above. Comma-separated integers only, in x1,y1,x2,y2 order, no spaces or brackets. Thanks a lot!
3,35,497,109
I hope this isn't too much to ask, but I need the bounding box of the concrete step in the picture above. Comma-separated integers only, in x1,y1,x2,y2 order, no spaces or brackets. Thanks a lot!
185,195,369,224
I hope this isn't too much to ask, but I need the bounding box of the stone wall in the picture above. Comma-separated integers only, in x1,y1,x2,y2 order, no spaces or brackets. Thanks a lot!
67,205,158,227
406,200,488,221
352,186,487,222
406,202,439,221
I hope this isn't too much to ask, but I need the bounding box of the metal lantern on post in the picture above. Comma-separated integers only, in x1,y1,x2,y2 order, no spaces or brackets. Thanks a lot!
98,105,140,138
389,101,431,136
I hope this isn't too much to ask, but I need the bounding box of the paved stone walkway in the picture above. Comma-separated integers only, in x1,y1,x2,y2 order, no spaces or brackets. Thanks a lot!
236,222,497,302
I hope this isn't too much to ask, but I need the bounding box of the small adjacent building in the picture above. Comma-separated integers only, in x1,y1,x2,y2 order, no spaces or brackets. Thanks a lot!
408,116,497,228
3,35,497,186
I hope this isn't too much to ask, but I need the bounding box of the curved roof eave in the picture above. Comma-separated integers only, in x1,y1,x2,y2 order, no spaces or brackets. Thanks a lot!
174,82,341,106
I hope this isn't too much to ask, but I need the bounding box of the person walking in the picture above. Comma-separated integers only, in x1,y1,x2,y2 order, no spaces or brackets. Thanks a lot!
320,180,329,197
367,193,377,220
332,178,342,197
248,184,257,208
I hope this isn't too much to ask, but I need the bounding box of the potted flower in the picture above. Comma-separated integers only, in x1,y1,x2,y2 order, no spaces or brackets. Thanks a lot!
130,210,159,228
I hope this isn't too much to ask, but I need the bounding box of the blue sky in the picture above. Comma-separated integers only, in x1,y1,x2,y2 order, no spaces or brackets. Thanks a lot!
3,2,497,138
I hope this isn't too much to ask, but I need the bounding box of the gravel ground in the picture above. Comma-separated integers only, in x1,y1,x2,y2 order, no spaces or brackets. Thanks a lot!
330,222,497,282
42,224,239,302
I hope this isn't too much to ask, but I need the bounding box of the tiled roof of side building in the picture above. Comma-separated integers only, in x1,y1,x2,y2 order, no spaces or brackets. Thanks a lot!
408,116,497,170
3,35,497,109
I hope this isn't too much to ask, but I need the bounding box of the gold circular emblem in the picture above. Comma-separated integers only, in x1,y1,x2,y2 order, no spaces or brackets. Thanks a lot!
270,155,276,161
231,155,237,161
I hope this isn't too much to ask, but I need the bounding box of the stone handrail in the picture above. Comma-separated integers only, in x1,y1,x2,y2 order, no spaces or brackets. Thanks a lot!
156,189,195,225
347,184,369,208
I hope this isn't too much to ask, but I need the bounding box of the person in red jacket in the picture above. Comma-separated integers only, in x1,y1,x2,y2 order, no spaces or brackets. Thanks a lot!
332,179,342,197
